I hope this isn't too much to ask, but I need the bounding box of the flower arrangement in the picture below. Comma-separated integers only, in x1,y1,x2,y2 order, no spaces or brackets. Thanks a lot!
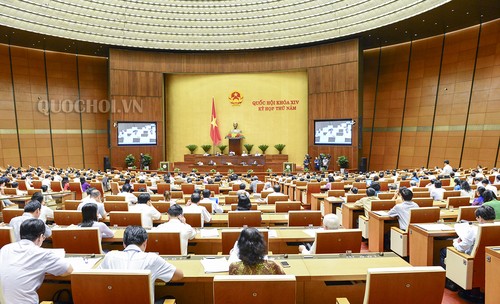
225,132,245,139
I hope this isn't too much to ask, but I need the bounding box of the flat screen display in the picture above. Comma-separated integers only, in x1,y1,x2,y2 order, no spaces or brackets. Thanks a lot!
117,122,157,146
314,119,353,145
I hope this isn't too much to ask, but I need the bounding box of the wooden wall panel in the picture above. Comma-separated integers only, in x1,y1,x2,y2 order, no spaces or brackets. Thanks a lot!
0,44,109,169
361,49,380,165
363,19,500,171
109,39,360,170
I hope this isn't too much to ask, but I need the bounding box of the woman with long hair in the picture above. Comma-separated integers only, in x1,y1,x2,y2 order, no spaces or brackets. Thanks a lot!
79,203,114,238
229,228,284,275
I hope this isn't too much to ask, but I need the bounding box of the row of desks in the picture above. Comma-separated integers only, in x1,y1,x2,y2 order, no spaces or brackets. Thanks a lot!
41,252,410,304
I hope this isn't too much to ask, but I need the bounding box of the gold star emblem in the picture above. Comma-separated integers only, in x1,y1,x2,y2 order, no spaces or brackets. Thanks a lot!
211,117,218,128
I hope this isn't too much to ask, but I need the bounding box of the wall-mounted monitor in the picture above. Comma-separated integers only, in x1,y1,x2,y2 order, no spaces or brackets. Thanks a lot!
314,119,353,145
117,122,157,146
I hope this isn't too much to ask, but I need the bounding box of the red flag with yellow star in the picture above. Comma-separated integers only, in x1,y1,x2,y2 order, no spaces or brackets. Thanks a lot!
210,98,222,145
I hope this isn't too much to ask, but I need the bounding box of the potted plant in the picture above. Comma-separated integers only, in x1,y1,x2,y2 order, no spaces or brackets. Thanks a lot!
174,168,180,174
274,144,286,154
266,168,273,174
201,144,212,155
217,145,227,154
258,144,269,154
186,144,198,154
125,154,136,169
192,168,198,173
141,154,152,170
228,169,234,174
337,155,349,173
210,168,216,174
247,169,254,175
243,144,254,154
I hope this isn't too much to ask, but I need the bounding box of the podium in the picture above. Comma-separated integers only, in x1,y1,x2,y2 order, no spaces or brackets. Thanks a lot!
228,138,242,155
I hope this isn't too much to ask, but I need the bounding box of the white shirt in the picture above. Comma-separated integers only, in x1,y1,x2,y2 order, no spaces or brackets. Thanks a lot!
183,204,211,223
460,189,475,200
430,188,446,201
485,184,498,196
129,204,161,229
155,219,196,255
388,201,419,230
121,191,138,204
443,164,453,175
0,240,70,304
9,213,52,242
77,199,107,220
200,198,223,214
453,223,478,255
98,244,176,300
39,205,54,223
87,221,115,238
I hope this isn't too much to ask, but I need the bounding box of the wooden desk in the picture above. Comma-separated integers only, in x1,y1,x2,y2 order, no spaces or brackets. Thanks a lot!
408,223,456,266
311,193,327,211
288,184,296,201
296,186,306,204
323,197,344,215
341,203,364,229
485,247,500,304
41,253,410,304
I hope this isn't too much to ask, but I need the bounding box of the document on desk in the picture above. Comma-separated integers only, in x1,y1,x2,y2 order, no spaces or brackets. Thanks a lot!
268,230,278,238
200,257,230,273
64,257,101,271
302,228,323,237
200,228,219,238
373,211,390,216
414,223,455,231
46,248,66,259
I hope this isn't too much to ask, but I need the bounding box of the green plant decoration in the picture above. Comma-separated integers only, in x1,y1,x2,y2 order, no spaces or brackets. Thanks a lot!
201,144,212,153
217,145,228,154
274,144,286,154
337,155,349,169
258,144,269,154
125,154,135,168
243,144,254,154
186,144,198,154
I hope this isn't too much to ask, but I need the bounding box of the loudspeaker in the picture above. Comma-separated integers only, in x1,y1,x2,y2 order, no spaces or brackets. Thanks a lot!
104,156,111,171
360,157,367,173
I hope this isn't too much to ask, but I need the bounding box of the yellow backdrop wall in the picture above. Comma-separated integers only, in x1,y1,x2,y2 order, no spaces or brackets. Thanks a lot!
165,71,308,164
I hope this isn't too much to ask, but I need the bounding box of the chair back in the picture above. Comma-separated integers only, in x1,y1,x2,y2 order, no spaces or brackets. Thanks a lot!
267,194,288,204
64,200,81,210
71,270,153,304
468,224,500,289
345,194,366,203
230,204,258,211
156,183,171,195
443,191,461,200
110,182,120,195
69,182,83,200
327,190,345,197
105,195,126,201
370,200,396,211
0,227,14,248
288,210,322,227
53,210,82,225
413,191,431,198
1,208,24,223
3,188,17,195
205,184,220,194
32,180,43,189
221,229,269,254
315,229,362,254
213,275,296,304
330,182,345,190
446,196,471,209
225,195,238,205
104,201,129,212
184,212,203,228
151,202,170,213
352,182,367,190
227,211,261,227
412,197,434,208
377,192,394,200
275,201,301,213
133,183,148,192
457,206,479,222
412,187,429,192
255,183,264,194
409,207,440,225
378,181,390,192
109,211,142,226
363,266,445,304
171,191,183,199
145,231,181,255
51,227,102,254
199,202,213,213
181,183,195,195
418,179,432,187
440,179,451,186
90,182,104,196
399,180,411,188
51,181,63,192
231,184,241,191
27,189,41,195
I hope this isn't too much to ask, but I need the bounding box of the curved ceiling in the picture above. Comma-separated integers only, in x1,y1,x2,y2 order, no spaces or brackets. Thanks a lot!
0,0,452,51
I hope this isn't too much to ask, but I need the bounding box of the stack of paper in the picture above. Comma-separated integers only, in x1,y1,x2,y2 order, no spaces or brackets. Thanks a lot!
200,229,219,238
373,211,390,216
200,257,230,273
414,223,455,231
268,230,278,238
64,257,101,271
